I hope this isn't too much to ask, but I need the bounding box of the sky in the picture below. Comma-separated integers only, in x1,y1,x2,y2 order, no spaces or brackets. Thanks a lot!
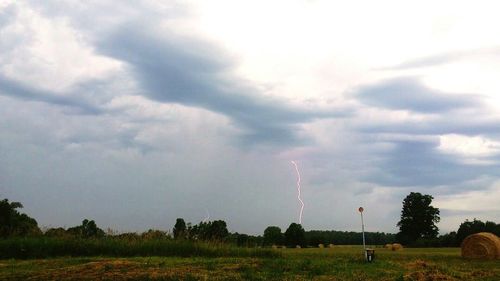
1,0,500,235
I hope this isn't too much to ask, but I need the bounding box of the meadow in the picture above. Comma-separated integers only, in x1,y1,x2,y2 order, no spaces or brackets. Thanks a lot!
1,244,499,281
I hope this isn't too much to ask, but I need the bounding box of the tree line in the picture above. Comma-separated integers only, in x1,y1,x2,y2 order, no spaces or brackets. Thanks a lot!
2,195,499,247
394,192,500,247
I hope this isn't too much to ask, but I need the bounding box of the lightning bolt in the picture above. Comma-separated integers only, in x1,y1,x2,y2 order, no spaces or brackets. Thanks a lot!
202,209,210,223
291,161,304,224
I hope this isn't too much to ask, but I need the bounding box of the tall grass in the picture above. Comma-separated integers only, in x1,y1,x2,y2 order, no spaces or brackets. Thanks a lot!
0,237,279,259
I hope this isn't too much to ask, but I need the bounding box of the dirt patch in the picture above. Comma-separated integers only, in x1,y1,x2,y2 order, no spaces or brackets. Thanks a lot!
407,260,431,270
405,271,456,281
405,260,456,281
22,259,206,281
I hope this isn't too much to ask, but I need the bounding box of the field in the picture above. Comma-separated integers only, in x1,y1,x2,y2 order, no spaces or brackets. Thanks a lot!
1,246,499,281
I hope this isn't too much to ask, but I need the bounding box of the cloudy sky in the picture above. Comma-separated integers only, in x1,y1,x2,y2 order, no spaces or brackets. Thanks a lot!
1,0,500,235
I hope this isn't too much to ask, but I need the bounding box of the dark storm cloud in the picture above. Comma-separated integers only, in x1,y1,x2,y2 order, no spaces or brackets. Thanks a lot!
363,140,500,188
0,75,102,115
354,77,480,113
96,24,347,146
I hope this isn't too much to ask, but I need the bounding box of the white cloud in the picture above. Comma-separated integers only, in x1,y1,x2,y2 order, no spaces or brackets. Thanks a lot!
0,2,120,92
438,134,500,159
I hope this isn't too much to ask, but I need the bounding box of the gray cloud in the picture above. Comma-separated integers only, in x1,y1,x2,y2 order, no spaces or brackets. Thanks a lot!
362,139,500,188
354,77,481,113
96,24,346,146
1,0,499,235
359,117,500,137
0,75,103,115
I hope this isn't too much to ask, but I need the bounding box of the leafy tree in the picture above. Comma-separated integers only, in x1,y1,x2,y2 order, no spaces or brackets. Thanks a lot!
209,220,229,241
396,192,440,245
456,219,500,244
284,223,306,247
141,229,170,239
0,198,40,237
67,219,105,238
236,233,249,247
189,220,229,241
438,231,457,247
44,227,69,238
173,218,187,239
263,226,284,246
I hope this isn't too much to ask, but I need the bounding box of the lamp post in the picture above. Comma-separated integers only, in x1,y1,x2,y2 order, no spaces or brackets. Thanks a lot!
359,207,374,262
359,207,366,251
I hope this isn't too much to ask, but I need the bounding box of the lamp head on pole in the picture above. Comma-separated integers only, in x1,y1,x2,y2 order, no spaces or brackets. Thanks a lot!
358,207,364,213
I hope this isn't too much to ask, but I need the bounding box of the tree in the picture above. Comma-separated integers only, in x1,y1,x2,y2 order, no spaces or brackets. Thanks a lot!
189,220,229,241
208,220,229,241
284,223,306,247
456,219,500,245
173,218,187,239
396,192,440,245
67,219,105,238
141,229,169,239
263,226,284,246
0,198,40,237
236,233,249,247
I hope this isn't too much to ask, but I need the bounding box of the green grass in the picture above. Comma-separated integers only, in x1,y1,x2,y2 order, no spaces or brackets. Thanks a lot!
0,237,277,259
0,246,499,280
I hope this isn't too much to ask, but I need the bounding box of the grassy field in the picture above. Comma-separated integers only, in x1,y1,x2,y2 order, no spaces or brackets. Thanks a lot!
0,246,498,280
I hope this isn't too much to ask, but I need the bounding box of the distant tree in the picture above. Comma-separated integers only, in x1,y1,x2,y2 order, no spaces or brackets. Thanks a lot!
456,219,500,245
209,220,229,241
263,226,284,246
189,220,229,241
0,198,40,237
284,223,306,247
67,219,105,238
396,192,440,245
173,218,187,239
44,227,68,238
141,229,170,240
189,221,208,240
236,233,249,247
438,231,457,247
115,232,141,240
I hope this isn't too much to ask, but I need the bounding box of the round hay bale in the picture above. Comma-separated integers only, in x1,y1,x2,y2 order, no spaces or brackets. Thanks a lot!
391,243,403,251
296,245,301,249
384,244,392,249
461,232,500,259
328,243,334,248
318,243,324,248
281,245,287,249
271,245,278,249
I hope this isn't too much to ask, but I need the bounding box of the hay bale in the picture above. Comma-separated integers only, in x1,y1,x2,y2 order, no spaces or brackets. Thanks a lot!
461,232,500,259
281,245,287,249
296,245,301,249
271,245,278,249
328,244,334,248
384,243,392,249
318,244,324,248
391,243,403,251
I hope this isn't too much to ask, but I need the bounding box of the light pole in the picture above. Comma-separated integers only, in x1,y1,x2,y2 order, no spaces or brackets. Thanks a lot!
359,207,366,251
358,206,375,262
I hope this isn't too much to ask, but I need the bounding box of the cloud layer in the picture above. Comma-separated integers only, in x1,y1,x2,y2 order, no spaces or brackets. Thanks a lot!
1,0,500,235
